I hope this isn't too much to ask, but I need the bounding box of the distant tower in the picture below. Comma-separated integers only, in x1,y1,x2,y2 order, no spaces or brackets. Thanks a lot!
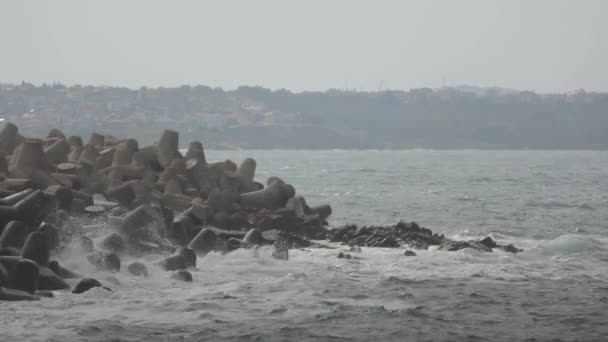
442,74,447,88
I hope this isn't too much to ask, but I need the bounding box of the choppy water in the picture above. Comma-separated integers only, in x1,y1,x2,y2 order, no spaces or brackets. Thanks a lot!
2,150,608,341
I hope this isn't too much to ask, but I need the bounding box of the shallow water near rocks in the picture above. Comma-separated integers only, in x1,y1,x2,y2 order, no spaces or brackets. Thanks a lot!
2,150,608,341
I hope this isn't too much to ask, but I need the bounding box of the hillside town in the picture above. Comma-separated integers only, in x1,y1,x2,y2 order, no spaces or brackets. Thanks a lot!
1,82,606,148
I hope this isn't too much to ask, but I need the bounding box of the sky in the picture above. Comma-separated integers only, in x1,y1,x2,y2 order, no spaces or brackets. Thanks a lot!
0,0,606,92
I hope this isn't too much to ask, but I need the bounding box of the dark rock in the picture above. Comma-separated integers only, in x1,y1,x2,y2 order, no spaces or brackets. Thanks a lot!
127,262,149,277
226,238,242,252
262,229,312,249
272,233,289,260
373,236,400,248
0,264,7,286
171,270,193,282
480,236,498,248
308,204,332,221
72,278,103,294
211,211,230,229
10,258,39,293
243,228,264,248
87,251,121,272
188,228,217,256
228,212,248,229
500,244,523,253
0,247,20,256
36,290,54,298
337,252,352,259
38,266,70,291
0,287,39,301
80,236,94,252
402,232,443,250
71,198,87,213
438,240,471,252
159,254,187,271
468,241,493,253
48,260,80,279
0,221,29,249
100,232,126,254
175,247,196,268
37,223,60,251
404,250,417,256
20,232,50,267
118,204,163,244
208,227,247,240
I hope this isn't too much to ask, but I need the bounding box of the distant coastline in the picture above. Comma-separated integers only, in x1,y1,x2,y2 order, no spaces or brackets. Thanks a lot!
2,82,607,150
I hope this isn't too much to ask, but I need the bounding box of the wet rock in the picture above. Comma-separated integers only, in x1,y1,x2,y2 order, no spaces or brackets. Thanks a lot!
48,260,80,279
404,250,417,256
71,198,87,213
169,214,195,247
308,204,332,221
37,223,60,251
211,211,230,229
372,236,400,248
171,270,193,282
240,179,293,210
87,251,121,272
175,247,196,268
100,232,127,254
80,236,94,252
0,257,39,294
0,247,20,256
226,238,242,252
72,278,106,294
38,266,70,291
500,244,523,253
272,233,289,261
242,228,264,248
228,211,248,229
402,232,444,250
437,240,471,252
0,221,29,249
20,232,50,267
337,252,352,259
468,241,493,253
159,254,187,271
127,262,149,277
188,228,217,256
0,287,39,301
0,264,7,286
480,236,498,249
36,290,54,298
328,222,474,251
118,204,165,244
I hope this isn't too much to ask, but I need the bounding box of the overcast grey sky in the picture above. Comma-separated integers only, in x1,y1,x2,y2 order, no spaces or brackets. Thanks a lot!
0,0,606,92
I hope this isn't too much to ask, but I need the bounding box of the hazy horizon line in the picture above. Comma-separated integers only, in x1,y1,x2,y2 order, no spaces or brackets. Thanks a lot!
1,80,597,95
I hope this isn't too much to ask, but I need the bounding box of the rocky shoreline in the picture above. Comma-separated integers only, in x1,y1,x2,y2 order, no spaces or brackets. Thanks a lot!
0,122,521,301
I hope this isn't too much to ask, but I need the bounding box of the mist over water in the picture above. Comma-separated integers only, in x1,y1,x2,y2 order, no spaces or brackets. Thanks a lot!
2,150,608,341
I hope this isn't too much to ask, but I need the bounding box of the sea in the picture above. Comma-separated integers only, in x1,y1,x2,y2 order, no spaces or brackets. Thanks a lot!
1,150,607,341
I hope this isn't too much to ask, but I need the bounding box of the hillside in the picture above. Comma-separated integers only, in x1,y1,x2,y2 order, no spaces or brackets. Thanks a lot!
1,83,607,149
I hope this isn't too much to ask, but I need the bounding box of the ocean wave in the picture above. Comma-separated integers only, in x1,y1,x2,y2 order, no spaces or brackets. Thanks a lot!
525,200,595,210
536,234,607,255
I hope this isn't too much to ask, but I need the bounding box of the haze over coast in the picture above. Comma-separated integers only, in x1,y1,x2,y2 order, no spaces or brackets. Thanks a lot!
2,82,607,149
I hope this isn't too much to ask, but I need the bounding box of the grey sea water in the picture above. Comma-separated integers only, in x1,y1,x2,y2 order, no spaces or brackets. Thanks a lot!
2,150,608,341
